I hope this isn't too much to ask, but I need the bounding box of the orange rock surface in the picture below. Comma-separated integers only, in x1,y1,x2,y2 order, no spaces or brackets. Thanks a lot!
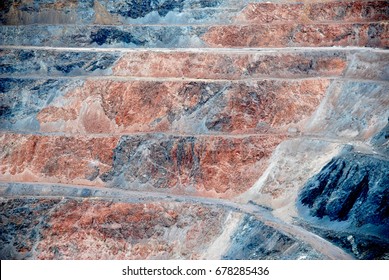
36,79,329,134
237,1,389,24
203,23,388,48
35,200,227,259
0,134,119,185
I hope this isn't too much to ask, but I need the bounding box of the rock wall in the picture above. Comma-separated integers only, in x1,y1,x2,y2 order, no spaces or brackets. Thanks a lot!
0,0,388,260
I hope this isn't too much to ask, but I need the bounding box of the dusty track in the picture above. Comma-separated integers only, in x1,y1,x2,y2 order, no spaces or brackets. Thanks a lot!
0,181,354,260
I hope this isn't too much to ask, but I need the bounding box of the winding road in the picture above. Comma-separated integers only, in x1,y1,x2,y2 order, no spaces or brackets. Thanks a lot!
0,181,354,260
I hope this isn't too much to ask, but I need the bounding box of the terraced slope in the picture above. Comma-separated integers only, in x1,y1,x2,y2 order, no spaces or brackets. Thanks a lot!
0,0,388,260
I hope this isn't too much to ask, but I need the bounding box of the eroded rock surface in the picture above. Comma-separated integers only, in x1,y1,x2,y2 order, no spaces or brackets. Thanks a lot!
0,194,334,260
1,22,387,48
1,0,388,260
299,153,389,229
0,0,242,25
101,134,284,197
0,133,284,197
0,198,229,259
236,1,389,24
298,152,389,259
223,215,324,260
0,78,328,134
0,133,119,186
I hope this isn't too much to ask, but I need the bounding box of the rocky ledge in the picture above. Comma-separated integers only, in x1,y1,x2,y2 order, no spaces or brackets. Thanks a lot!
0,0,388,260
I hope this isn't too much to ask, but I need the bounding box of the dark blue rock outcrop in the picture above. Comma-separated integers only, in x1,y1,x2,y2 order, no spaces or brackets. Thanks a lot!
298,149,389,259
299,152,389,232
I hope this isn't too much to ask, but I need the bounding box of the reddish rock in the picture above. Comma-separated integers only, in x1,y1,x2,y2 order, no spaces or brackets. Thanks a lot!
236,1,389,24
308,1,389,23
194,136,279,196
36,79,329,134
0,133,119,185
101,134,287,198
0,198,228,259
35,200,227,259
0,133,285,198
1,0,388,262
292,23,388,48
203,24,292,48
112,51,347,79
203,23,388,48
208,79,329,133
0,198,62,260
236,3,303,24
38,107,78,122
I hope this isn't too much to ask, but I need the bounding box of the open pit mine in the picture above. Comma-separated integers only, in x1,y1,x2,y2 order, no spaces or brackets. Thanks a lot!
0,0,388,260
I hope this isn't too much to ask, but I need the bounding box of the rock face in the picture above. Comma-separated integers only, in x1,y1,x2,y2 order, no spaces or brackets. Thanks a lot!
298,152,389,259
0,0,241,25
223,215,324,260
0,197,229,259
1,22,387,48
1,78,329,134
101,134,283,197
0,184,329,260
0,133,118,186
237,1,389,24
0,49,120,76
112,50,348,79
305,80,389,140
0,0,388,260
299,153,389,231
0,132,283,197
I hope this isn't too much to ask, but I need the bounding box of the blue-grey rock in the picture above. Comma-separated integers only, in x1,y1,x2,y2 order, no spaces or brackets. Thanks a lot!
298,151,389,259
223,215,324,260
371,119,389,156
0,198,60,260
0,78,82,131
299,152,389,233
0,25,208,48
0,0,242,25
1,22,387,48
0,49,120,76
